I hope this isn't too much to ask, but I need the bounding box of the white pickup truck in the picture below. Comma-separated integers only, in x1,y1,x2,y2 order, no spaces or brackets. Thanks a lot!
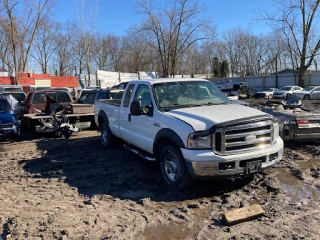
94,78,284,187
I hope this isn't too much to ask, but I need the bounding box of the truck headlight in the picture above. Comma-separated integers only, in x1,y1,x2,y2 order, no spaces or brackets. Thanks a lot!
187,133,211,149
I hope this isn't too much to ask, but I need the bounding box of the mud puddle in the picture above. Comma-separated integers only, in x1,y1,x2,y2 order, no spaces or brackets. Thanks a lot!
140,202,211,240
141,222,196,240
276,158,320,202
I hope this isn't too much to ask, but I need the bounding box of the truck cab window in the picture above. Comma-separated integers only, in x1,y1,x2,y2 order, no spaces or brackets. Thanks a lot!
134,85,152,108
123,84,135,107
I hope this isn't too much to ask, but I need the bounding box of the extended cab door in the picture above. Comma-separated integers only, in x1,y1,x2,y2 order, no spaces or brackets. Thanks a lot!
119,83,159,153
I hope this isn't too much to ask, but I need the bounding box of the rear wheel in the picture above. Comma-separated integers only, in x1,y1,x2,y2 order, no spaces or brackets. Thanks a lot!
100,121,116,147
303,94,310,100
159,145,193,187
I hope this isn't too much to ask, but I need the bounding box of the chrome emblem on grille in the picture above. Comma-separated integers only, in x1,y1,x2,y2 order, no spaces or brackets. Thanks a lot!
245,135,256,142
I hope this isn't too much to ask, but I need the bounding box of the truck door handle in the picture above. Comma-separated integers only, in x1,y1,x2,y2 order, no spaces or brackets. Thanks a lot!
128,114,131,122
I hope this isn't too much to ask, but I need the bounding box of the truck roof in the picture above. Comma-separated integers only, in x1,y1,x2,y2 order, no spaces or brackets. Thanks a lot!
129,78,209,85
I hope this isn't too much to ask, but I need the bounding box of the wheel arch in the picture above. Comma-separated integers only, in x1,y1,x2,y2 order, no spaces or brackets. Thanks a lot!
153,128,185,160
98,110,109,126
303,94,310,100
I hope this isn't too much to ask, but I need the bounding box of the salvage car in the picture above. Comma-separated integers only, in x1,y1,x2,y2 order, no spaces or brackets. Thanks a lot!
291,86,320,100
20,89,93,131
239,85,256,98
95,78,283,187
256,95,320,141
221,89,239,100
272,85,303,99
0,96,20,139
254,88,277,99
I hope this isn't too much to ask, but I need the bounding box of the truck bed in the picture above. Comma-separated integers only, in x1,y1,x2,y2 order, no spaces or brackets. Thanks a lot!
99,99,122,106
24,112,94,120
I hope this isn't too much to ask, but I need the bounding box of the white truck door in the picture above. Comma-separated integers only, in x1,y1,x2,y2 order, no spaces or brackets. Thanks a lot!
120,83,158,153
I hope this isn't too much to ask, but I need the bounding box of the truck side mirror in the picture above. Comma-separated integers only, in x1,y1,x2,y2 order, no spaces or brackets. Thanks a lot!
130,100,141,116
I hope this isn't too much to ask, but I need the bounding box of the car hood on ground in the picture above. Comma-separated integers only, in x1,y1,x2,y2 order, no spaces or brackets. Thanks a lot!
166,104,270,131
0,112,14,124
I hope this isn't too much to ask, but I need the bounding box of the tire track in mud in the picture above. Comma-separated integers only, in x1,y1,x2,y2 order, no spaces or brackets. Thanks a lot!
1,129,320,239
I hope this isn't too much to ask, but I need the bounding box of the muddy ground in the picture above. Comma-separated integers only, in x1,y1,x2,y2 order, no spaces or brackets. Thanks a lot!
0,100,320,239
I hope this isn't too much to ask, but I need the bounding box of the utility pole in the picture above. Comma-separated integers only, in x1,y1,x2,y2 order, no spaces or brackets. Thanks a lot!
275,54,278,88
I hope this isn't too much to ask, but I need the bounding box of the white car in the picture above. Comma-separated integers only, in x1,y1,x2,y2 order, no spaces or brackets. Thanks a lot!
291,86,320,100
221,89,239,100
254,88,278,99
272,85,303,99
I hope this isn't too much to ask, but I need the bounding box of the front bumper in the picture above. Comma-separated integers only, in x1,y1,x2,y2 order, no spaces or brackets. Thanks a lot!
0,126,19,138
181,137,283,178
282,124,320,140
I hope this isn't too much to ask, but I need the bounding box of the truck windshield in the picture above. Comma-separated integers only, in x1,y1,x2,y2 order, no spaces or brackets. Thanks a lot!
153,81,229,109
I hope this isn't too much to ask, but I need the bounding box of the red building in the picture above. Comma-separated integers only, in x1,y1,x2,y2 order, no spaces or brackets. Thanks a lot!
0,72,79,90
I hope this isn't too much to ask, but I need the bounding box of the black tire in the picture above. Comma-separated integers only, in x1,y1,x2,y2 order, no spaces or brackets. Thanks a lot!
159,145,193,187
303,94,310,100
100,121,116,147
267,94,272,99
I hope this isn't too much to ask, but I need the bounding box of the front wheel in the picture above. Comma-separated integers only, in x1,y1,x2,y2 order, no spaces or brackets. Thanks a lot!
303,94,310,100
159,145,193,187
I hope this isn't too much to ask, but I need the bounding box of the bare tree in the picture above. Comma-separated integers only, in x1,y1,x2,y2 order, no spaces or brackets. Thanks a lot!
92,33,125,72
136,0,215,77
72,32,88,75
260,0,320,87
0,0,55,84
0,18,11,70
222,28,247,77
200,40,226,76
181,43,207,76
31,19,59,74
52,22,75,76
75,0,98,86
121,30,157,73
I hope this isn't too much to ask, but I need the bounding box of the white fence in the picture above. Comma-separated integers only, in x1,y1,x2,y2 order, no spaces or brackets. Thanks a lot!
210,71,320,89
0,71,14,77
78,71,158,89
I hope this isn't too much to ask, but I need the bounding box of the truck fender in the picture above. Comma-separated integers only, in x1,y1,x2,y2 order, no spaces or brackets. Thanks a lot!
153,128,185,159
97,110,109,126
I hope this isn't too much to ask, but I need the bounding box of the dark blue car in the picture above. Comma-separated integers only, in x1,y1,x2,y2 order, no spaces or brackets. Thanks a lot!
0,97,20,139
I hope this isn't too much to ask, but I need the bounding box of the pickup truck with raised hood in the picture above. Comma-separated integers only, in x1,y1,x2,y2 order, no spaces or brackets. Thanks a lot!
94,78,284,187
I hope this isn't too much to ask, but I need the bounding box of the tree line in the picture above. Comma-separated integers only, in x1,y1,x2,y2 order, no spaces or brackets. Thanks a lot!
0,0,319,87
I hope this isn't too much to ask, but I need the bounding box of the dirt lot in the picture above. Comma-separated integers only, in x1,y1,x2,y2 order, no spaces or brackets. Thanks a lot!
1,100,320,239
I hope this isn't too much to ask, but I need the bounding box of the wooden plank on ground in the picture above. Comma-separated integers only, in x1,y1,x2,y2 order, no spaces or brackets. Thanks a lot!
223,204,265,226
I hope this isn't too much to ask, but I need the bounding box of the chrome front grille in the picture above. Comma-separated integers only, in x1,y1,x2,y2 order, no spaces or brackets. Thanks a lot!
214,120,273,155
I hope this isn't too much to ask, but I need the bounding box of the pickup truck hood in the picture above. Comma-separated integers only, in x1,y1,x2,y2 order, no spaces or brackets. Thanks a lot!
166,104,269,131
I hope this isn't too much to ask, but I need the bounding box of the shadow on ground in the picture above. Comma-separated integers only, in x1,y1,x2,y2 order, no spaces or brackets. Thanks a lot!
21,134,254,202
